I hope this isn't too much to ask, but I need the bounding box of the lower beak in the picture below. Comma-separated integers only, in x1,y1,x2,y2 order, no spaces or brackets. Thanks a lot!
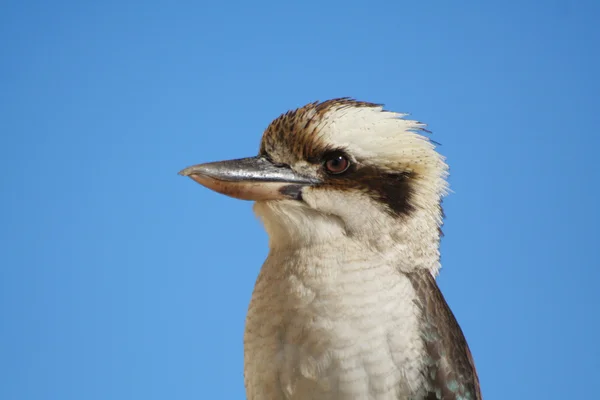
179,156,318,201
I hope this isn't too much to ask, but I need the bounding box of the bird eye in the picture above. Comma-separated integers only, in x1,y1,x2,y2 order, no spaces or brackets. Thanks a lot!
324,153,350,174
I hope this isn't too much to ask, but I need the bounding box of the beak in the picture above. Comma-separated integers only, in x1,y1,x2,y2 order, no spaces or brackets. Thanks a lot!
179,156,318,201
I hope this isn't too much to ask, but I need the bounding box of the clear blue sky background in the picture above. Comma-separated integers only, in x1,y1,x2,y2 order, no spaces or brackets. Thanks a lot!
1,1,599,399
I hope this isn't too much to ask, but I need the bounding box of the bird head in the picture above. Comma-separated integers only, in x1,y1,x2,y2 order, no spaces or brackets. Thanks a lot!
180,99,448,270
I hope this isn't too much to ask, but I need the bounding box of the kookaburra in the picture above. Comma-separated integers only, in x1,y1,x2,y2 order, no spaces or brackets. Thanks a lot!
180,99,481,400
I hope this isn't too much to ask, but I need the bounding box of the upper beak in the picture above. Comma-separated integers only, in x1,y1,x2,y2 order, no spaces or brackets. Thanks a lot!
179,156,318,201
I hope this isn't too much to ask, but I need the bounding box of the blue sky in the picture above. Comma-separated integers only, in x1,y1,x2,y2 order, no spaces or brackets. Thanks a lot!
1,1,599,399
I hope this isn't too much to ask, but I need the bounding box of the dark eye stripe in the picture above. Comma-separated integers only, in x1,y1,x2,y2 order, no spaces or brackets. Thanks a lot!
326,166,416,217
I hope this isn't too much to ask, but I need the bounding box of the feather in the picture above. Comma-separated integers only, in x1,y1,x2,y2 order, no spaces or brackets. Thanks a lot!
407,270,482,400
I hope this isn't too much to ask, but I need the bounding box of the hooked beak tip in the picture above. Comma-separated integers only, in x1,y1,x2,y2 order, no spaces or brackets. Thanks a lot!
178,167,192,177
178,164,210,178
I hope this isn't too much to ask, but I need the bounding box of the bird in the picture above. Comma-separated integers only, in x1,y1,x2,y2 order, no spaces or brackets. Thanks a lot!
179,98,481,400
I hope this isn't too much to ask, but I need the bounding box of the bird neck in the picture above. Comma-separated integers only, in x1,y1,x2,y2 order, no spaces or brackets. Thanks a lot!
254,201,442,276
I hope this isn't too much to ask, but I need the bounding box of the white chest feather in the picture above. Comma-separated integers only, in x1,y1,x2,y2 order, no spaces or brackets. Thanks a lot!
243,246,426,400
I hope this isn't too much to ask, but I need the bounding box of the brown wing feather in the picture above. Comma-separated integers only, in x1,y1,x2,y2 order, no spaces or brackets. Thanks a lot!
407,270,482,400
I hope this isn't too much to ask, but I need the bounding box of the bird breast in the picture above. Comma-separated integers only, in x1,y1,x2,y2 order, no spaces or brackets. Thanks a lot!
243,245,427,400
